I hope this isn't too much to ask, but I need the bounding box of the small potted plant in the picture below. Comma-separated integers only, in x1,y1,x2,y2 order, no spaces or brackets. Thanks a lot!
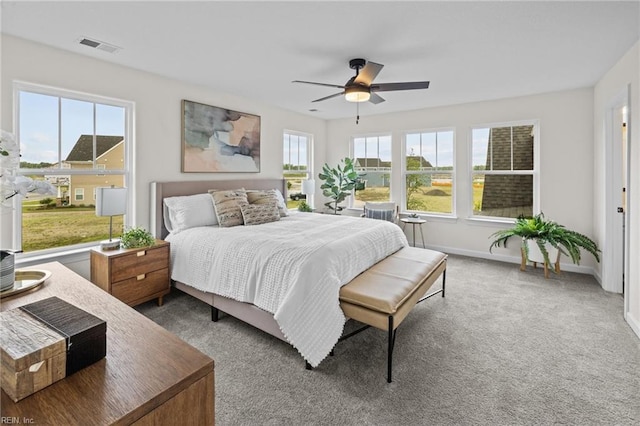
297,200,313,212
489,212,600,277
121,227,155,249
318,157,358,214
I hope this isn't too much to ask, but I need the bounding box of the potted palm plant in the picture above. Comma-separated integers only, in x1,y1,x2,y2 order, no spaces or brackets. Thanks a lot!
489,213,600,278
318,157,358,214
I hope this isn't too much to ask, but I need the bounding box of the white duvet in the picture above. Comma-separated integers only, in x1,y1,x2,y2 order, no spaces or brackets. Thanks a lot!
166,213,408,367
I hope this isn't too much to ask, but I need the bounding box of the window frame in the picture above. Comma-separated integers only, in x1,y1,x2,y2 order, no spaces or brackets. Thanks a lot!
402,128,456,217
469,119,540,221
350,132,393,209
283,129,314,209
12,81,134,257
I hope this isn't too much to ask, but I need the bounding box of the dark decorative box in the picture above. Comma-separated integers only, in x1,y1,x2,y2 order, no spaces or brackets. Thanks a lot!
19,296,107,376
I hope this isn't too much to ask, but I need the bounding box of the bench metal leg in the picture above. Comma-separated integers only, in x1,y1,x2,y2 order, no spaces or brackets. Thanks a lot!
419,268,447,302
442,269,446,297
388,316,396,383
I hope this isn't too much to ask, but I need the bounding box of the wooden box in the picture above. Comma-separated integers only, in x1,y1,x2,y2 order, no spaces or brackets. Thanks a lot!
0,297,106,402
0,308,67,402
19,297,107,376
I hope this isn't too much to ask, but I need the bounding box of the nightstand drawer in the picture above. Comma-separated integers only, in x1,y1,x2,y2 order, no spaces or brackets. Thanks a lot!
111,246,168,282
112,268,169,306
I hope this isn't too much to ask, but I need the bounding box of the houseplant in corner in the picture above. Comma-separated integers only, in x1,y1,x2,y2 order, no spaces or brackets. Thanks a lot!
318,157,358,214
489,212,600,278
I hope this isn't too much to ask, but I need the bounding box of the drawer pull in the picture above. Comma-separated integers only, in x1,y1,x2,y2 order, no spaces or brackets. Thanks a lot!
137,274,146,281
137,250,146,257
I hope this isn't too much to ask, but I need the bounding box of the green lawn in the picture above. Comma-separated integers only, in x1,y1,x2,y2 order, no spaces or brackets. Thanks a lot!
22,206,122,252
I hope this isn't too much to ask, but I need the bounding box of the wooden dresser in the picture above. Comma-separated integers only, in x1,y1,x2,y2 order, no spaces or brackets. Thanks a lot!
90,240,170,307
0,261,214,425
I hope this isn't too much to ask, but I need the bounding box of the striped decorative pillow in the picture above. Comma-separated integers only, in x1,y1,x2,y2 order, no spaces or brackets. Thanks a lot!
240,201,280,225
209,189,248,227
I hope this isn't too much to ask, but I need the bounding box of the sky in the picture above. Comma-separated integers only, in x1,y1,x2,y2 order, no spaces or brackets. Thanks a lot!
19,91,125,166
283,133,309,168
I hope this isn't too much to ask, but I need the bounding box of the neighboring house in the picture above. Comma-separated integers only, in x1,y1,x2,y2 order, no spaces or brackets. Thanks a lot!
65,135,125,205
354,157,392,187
354,157,392,170
355,156,433,187
481,125,534,215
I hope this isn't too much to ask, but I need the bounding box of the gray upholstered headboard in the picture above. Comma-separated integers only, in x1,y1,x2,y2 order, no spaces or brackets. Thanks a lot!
150,179,287,239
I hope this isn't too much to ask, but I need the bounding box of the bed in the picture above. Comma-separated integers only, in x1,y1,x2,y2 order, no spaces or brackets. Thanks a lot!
151,179,409,367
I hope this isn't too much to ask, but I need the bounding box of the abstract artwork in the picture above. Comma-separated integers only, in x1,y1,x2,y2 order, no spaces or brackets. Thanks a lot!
181,100,260,172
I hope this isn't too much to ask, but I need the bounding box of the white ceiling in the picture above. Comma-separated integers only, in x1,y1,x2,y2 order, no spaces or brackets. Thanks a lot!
2,1,639,120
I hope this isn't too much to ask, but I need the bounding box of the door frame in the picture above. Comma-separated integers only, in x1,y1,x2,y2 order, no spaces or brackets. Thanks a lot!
602,86,630,308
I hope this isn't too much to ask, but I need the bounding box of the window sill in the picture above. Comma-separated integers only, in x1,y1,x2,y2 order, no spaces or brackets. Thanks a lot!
465,216,516,227
16,245,93,269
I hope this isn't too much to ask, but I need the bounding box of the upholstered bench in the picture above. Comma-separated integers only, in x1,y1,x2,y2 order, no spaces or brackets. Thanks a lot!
338,247,447,382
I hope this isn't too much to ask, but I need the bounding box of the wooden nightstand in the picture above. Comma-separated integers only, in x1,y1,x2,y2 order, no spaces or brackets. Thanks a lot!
90,239,170,307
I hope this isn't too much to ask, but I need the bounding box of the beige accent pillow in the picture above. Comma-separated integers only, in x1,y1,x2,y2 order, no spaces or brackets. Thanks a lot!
240,201,280,225
247,189,288,217
208,189,248,227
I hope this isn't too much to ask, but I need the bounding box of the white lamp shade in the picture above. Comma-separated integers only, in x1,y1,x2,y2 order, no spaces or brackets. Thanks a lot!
301,179,316,195
95,187,127,216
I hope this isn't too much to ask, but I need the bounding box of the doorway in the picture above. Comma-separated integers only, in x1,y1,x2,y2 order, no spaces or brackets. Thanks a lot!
603,87,630,314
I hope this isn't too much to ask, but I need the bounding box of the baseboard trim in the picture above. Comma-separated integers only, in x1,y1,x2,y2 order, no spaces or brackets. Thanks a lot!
423,243,597,276
626,311,640,340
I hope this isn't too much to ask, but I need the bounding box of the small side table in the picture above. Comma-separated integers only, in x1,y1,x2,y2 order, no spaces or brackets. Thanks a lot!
400,217,426,248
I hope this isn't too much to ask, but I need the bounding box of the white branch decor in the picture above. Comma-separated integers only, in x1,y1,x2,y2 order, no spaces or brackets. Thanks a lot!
1,130,55,210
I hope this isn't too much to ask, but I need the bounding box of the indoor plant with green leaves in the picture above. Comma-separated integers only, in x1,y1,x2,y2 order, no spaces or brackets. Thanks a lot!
318,157,358,214
121,226,155,249
489,212,600,276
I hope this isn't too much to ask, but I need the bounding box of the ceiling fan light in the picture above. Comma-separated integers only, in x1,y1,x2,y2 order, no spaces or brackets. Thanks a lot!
345,86,370,103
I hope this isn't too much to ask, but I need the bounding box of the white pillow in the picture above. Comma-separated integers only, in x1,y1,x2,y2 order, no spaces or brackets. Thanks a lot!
273,189,289,217
163,193,218,233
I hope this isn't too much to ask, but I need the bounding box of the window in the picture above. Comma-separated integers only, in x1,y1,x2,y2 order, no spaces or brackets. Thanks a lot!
283,131,312,209
15,82,132,253
403,130,454,214
352,134,392,208
471,122,537,218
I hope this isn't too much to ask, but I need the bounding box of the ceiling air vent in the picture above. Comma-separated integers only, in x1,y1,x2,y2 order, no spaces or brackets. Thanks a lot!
78,37,121,54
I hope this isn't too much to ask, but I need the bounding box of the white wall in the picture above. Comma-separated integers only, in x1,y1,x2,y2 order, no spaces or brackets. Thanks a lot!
326,88,597,272
0,35,327,272
593,41,640,337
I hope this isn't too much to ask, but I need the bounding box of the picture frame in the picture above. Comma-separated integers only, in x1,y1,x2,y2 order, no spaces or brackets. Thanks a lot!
181,99,261,172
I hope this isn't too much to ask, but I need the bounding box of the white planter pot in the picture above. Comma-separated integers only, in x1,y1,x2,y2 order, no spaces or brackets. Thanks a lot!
521,239,561,278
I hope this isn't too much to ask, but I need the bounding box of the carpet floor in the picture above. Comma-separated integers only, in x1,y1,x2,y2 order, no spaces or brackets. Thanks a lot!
136,254,640,425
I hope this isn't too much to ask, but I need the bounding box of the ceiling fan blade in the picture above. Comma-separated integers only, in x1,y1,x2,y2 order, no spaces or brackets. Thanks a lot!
371,81,430,92
369,92,385,104
292,80,346,89
354,61,384,86
312,92,345,103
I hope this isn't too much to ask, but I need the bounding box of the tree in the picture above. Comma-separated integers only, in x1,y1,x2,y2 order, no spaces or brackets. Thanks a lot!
318,158,358,214
406,151,428,210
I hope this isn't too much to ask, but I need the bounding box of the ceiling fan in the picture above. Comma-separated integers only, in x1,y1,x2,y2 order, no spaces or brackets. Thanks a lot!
292,58,430,105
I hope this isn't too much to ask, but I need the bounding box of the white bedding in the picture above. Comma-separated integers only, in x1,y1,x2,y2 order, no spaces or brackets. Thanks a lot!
166,213,408,366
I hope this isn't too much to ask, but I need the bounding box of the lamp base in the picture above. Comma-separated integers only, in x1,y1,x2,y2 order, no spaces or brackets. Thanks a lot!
100,239,121,251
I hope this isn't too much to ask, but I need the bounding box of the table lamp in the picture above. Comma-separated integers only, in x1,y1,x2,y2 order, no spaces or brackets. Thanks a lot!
95,186,127,250
301,179,315,207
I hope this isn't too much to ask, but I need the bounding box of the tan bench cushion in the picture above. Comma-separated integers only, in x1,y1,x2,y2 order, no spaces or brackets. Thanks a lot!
339,247,447,331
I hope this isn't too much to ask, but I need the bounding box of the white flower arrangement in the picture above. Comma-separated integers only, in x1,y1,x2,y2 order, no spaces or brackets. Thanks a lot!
1,130,56,209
